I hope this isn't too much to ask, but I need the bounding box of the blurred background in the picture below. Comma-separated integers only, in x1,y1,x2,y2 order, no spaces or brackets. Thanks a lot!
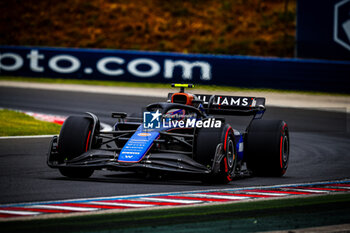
0,0,349,92
0,0,296,57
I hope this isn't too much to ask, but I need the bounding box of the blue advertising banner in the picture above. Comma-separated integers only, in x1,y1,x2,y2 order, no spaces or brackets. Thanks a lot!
297,0,350,60
0,46,350,93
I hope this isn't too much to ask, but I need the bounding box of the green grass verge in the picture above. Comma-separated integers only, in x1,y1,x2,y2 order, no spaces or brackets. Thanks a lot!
1,194,350,233
1,76,348,96
0,109,61,136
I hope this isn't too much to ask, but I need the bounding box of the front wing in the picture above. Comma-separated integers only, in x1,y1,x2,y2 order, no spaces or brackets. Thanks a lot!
47,136,211,174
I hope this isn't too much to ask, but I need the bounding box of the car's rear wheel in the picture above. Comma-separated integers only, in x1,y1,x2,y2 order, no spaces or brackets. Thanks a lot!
57,116,95,178
245,119,289,177
195,123,237,184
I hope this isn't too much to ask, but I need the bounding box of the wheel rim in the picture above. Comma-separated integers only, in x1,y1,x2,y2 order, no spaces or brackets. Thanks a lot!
282,135,289,166
227,139,235,169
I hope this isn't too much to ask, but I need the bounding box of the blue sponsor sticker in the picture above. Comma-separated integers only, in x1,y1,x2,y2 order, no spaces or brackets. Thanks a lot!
118,131,159,163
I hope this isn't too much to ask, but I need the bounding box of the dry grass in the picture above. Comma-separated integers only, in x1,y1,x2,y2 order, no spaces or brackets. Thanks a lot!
0,0,296,57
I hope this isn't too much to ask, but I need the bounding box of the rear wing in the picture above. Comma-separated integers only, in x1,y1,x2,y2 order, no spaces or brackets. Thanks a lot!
168,93,266,116
196,94,265,116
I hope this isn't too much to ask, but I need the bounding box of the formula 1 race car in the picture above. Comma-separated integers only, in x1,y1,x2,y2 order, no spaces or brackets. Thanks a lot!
48,84,290,184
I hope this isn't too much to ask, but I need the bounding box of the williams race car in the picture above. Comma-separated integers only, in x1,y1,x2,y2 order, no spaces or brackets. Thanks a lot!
48,84,290,184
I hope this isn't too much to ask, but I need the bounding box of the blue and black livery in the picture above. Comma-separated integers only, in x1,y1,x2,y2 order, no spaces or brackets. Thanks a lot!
48,84,290,183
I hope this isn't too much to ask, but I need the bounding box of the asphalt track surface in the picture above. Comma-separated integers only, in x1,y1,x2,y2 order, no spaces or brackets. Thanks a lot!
0,86,349,204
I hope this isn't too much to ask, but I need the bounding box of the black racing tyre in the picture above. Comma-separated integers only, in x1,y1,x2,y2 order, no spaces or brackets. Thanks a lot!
245,119,289,177
57,116,94,178
195,123,237,184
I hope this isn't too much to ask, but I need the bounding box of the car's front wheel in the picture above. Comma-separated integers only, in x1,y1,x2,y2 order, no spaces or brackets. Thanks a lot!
57,116,95,178
195,123,237,184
